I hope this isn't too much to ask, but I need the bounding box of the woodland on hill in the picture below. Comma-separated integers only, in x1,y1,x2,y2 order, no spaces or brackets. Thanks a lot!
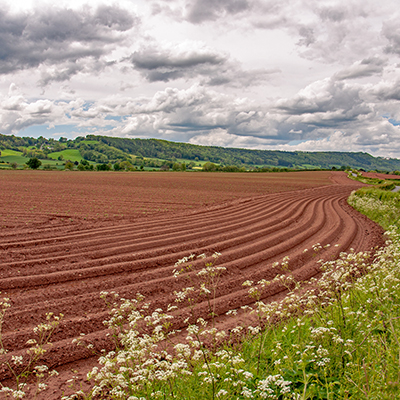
1,133,400,172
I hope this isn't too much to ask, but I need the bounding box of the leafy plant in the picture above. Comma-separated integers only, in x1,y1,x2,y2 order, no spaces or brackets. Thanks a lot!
26,158,42,170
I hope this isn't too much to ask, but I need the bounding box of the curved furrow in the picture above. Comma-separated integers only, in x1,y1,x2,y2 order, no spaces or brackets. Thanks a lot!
0,190,332,290
1,188,342,306
0,195,272,249
0,191,299,253
7,183,329,251
0,193,305,266
2,191,342,339
212,194,331,269
0,193,317,277
0,178,385,386
1,193,330,328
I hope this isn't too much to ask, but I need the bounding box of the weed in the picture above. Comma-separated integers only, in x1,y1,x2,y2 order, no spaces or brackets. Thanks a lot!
0,296,62,399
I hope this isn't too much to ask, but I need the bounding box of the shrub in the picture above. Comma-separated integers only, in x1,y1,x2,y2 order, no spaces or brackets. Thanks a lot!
43,164,54,170
96,163,111,171
64,161,74,170
26,157,41,169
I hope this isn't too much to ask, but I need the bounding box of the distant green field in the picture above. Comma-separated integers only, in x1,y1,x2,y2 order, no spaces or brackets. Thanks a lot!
300,164,321,169
80,140,99,145
0,149,29,165
48,149,83,162
40,159,66,170
176,158,206,166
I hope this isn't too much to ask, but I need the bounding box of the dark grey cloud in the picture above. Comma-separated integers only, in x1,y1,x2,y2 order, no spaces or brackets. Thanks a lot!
130,42,278,87
130,45,226,82
0,5,138,76
185,0,251,23
317,5,347,22
334,57,386,80
383,18,400,55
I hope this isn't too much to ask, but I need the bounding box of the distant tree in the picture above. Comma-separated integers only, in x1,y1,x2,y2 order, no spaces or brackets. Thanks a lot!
119,160,134,171
202,162,217,172
96,163,111,171
160,164,169,171
58,154,64,161
65,161,74,170
10,162,18,169
26,157,41,169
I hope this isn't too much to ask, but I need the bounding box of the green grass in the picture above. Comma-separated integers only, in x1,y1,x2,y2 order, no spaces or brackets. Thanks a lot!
47,149,83,162
0,149,29,165
348,172,400,232
348,188,400,233
80,140,100,145
298,163,321,169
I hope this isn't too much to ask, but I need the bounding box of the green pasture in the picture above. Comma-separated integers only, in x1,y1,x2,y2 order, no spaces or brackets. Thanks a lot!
0,149,29,165
80,140,99,145
47,149,83,162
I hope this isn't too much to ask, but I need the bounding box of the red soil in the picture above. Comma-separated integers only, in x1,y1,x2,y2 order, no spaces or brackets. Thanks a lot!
360,171,400,180
0,171,384,399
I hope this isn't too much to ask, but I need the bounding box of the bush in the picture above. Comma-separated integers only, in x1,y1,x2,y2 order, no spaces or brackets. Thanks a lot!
64,161,74,170
96,163,111,171
26,157,42,169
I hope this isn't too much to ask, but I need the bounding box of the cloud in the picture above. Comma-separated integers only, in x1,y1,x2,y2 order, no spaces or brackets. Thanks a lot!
275,78,372,127
0,5,138,78
3,75,400,159
130,41,227,82
2,0,400,160
129,40,279,87
383,17,400,55
188,128,279,148
334,57,386,80
295,4,385,64
371,78,400,101
185,0,251,24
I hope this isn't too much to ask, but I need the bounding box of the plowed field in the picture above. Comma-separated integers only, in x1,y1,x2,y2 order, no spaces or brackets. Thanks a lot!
360,171,400,180
0,170,384,399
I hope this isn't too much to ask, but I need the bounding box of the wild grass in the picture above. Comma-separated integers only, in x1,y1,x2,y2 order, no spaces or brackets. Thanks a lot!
348,187,400,232
0,306,63,399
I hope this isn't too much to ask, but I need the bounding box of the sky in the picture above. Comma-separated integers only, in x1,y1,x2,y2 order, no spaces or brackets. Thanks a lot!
1,0,400,158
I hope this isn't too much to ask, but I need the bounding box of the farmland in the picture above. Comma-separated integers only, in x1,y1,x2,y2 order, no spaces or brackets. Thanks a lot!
0,170,384,398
